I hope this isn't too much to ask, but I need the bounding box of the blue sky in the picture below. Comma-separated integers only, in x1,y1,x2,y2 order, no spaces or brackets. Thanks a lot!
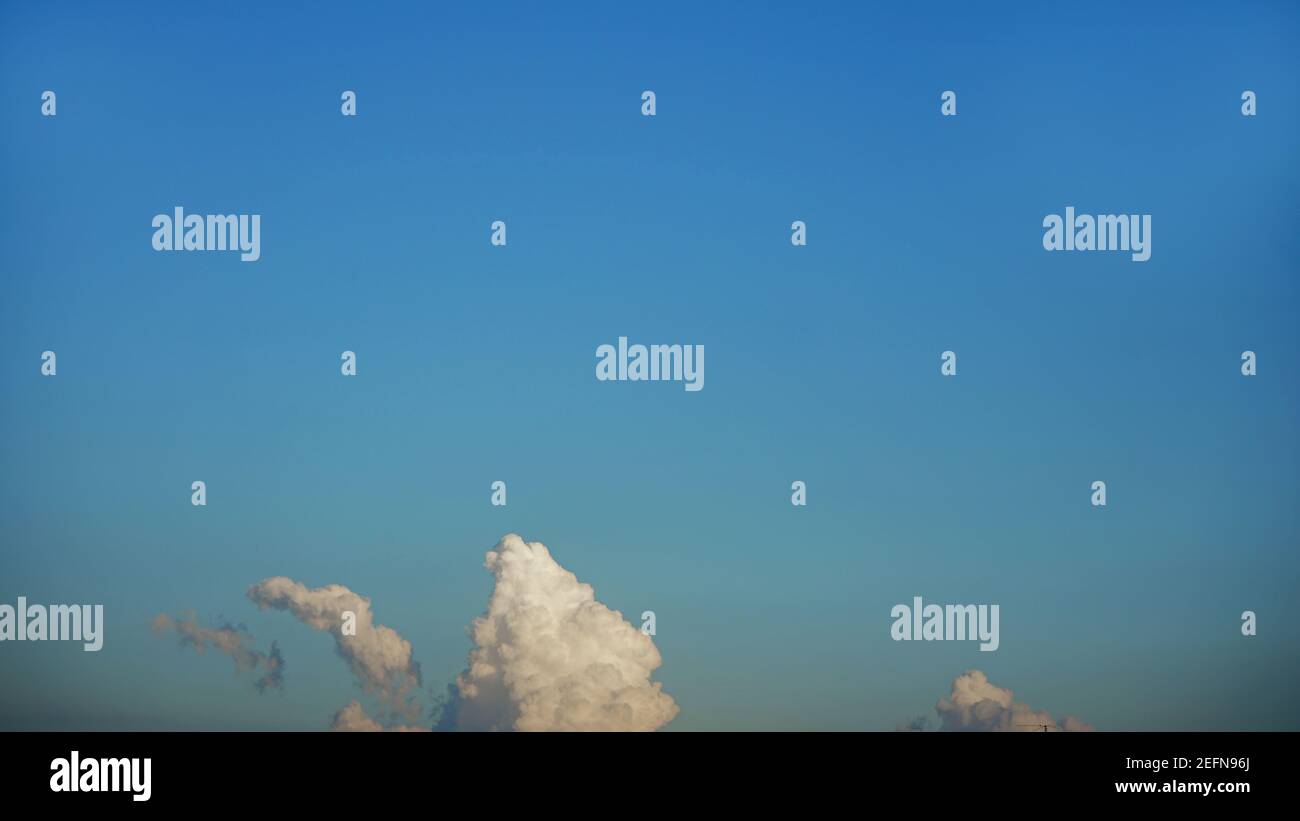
1,0,1297,730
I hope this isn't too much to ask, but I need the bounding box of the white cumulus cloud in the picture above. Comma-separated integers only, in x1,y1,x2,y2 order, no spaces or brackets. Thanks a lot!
452,533,678,731
935,670,1093,732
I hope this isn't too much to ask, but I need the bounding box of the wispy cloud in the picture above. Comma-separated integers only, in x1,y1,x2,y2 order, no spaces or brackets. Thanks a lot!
247,577,423,723
151,612,284,692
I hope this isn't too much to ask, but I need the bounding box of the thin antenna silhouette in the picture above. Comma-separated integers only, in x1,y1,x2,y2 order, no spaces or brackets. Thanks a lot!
1015,721,1061,732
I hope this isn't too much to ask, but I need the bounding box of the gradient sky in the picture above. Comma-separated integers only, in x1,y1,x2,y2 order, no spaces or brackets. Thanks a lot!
1,0,1297,731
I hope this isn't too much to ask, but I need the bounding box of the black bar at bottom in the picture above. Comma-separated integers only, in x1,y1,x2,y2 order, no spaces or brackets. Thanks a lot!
1,731,1280,807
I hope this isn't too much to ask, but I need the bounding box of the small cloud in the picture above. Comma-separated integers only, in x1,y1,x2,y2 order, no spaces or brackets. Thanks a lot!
152,612,283,692
935,670,1093,732
894,715,931,732
331,700,430,733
